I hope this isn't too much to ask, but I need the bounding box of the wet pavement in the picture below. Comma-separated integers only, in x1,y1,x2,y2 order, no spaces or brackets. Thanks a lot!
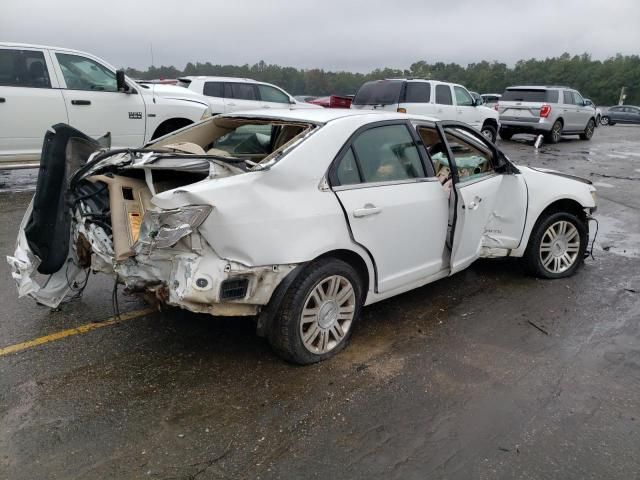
1,126,639,479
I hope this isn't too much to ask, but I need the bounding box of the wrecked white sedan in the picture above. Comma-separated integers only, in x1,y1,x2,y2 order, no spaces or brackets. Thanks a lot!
8,109,597,364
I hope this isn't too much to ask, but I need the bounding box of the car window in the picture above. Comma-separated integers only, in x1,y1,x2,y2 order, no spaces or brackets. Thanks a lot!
404,82,430,103
225,82,258,100
352,80,404,105
335,148,361,185
563,91,574,104
212,123,273,154
435,85,453,105
573,91,585,106
350,124,424,183
454,86,474,106
610,106,622,112
203,81,224,97
434,128,494,183
0,49,51,88
257,84,290,103
56,53,117,92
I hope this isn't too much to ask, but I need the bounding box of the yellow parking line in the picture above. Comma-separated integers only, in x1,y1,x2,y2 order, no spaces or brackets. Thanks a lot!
0,307,156,357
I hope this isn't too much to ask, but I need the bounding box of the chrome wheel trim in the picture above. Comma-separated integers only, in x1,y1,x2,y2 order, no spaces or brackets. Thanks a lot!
539,220,580,273
585,120,595,138
299,275,356,354
481,128,494,141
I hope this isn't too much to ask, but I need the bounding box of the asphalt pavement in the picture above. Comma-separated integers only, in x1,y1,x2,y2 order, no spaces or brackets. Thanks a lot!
1,126,639,479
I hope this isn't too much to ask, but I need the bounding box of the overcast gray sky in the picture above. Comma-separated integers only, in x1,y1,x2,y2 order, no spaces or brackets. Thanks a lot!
2,0,639,72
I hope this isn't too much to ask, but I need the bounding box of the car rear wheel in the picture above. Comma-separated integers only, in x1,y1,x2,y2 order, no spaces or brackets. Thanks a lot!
600,116,610,126
523,212,588,279
545,120,563,144
268,258,363,364
580,119,596,140
499,127,513,140
481,124,497,143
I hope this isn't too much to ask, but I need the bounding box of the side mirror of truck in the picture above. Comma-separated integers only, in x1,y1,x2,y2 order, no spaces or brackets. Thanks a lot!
116,69,130,93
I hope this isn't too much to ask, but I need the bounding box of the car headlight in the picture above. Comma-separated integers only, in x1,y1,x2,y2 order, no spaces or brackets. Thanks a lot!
135,205,212,251
200,107,212,120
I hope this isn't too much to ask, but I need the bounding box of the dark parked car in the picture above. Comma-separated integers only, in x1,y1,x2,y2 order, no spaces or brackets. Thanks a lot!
601,105,640,126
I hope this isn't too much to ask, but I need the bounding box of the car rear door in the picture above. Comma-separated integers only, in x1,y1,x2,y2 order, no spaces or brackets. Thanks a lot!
436,123,527,273
202,80,227,114
223,82,262,112
0,46,68,165
52,50,146,148
400,81,433,116
433,84,458,121
331,122,449,293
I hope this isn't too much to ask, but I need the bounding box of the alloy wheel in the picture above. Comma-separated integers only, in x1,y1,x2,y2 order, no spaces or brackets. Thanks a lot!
299,275,356,354
539,220,581,274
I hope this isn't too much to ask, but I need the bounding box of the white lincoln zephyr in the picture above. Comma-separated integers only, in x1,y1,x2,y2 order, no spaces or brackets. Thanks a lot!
8,109,597,364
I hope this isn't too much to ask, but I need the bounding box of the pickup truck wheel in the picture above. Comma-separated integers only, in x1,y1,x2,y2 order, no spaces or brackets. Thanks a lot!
481,124,497,143
580,119,596,140
268,258,362,364
499,128,513,140
600,116,610,126
545,120,563,144
523,212,587,279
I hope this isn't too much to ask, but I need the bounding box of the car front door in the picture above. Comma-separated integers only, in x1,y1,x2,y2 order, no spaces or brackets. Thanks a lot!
435,123,527,273
256,84,292,109
453,85,481,128
223,82,262,112
331,122,449,293
53,51,146,147
0,47,68,165
572,90,592,129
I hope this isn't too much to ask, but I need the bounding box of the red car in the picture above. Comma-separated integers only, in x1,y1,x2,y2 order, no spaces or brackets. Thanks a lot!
308,95,353,108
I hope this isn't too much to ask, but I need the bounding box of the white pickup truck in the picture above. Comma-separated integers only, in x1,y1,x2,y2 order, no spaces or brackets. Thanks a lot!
0,43,211,168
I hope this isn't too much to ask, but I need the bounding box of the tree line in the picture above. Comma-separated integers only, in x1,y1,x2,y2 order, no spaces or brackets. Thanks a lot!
125,53,640,106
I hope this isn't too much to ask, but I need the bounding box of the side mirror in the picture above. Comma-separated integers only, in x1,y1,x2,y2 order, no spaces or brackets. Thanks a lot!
116,69,129,93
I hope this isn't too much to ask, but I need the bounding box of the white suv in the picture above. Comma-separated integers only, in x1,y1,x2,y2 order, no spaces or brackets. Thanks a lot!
177,76,319,115
350,79,500,142
0,43,212,168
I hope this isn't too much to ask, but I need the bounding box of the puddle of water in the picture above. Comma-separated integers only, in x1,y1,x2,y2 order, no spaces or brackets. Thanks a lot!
606,153,628,159
595,215,640,258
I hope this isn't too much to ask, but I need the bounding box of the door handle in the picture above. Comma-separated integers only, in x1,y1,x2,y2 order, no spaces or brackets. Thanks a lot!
71,100,91,105
353,204,381,218
227,102,236,107
464,196,482,210
262,105,271,108
0,97,5,103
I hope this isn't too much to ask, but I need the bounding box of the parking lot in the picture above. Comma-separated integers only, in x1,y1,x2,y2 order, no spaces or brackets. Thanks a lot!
1,126,639,479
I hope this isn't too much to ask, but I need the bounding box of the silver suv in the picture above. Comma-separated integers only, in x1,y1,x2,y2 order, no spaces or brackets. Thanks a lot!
498,86,597,143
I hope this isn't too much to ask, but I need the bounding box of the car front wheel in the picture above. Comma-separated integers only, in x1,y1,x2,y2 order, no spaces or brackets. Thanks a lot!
268,258,363,364
481,124,497,143
523,212,588,279
580,119,596,140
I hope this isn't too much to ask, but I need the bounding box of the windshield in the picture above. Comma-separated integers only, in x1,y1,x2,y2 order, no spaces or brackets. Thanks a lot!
501,89,558,103
353,80,403,105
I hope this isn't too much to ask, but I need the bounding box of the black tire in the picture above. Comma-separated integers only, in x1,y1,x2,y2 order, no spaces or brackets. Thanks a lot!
580,119,596,140
151,118,193,140
523,211,588,279
481,124,497,143
544,120,563,144
499,127,514,140
595,114,601,127
268,258,363,364
600,116,610,126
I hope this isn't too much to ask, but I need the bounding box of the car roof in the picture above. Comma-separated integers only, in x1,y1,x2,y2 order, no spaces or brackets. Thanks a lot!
180,76,258,83
221,108,439,124
506,85,571,90
1,42,96,56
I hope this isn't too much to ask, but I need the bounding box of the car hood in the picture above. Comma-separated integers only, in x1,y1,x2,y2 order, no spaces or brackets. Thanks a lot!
139,83,210,106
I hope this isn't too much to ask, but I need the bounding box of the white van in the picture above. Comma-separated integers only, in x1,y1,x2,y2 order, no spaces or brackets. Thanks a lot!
351,79,500,142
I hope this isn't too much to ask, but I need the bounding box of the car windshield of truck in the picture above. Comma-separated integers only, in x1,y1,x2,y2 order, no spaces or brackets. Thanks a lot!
501,89,557,103
353,80,403,105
